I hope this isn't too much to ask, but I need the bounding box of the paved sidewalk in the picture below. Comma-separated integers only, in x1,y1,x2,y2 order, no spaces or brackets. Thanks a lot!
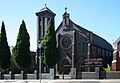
0,80,120,83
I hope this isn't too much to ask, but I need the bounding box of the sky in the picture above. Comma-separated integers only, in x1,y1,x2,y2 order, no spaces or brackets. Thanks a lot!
0,0,120,51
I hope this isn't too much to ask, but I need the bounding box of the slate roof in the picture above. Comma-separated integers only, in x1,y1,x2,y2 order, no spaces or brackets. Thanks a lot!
40,7,55,14
92,34,113,51
55,10,113,51
113,37,120,46
72,21,113,51
36,6,55,16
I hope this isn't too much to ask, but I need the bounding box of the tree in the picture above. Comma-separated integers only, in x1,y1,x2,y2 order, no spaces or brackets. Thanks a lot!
0,21,11,70
12,20,31,69
41,20,58,68
103,64,111,72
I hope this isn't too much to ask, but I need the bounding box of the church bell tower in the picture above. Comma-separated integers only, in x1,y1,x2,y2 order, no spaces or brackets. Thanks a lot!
35,5,56,78
36,4,56,44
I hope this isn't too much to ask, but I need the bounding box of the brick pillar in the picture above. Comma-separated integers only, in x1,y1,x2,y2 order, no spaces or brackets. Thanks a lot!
87,32,92,72
116,41,120,71
72,31,75,68
87,43,91,72
71,68,76,79
117,41,120,51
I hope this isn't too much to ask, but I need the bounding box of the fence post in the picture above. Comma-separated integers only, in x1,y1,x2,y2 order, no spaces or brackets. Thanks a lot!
0,71,4,79
0,71,2,79
95,67,99,79
50,68,54,79
21,71,23,79
23,71,27,79
34,70,37,79
9,71,14,79
71,68,76,79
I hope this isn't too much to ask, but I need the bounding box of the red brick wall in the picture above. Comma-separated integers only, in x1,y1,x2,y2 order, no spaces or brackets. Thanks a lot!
117,41,120,51
116,41,120,71
112,41,120,71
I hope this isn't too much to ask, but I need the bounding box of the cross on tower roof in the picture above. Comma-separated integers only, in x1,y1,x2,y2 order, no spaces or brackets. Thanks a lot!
45,4,47,7
65,7,67,13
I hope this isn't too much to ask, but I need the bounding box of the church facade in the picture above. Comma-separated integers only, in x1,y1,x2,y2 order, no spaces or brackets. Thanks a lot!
36,6,113,74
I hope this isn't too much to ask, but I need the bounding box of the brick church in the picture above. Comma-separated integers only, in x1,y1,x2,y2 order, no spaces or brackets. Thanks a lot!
112,37,120,71
35,6,113,74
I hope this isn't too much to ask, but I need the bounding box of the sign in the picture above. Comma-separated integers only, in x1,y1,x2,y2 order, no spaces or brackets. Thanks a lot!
39,44,44,56
85,58,102,66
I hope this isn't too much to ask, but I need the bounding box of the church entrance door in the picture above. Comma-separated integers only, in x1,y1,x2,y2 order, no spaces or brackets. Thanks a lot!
63,60,71,74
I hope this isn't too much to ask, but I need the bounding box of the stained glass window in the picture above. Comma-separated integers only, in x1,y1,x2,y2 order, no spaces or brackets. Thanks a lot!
60,34,72,50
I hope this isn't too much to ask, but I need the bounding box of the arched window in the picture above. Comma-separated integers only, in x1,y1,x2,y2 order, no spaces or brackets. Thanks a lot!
78,41,86,54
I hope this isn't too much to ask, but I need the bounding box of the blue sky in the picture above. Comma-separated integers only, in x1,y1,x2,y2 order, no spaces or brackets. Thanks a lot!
0,0,120,51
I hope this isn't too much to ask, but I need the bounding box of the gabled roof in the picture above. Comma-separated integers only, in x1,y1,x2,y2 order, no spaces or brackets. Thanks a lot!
36,6,55,16
56,19,113,51
113,37,120,45
40,7,55,14
113,37,120,49
56,21,63,33
74,20,113,50
72,20,113,51
92,34,113,51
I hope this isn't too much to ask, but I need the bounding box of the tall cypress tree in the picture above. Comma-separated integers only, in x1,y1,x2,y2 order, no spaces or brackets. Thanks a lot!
12,20,31,69
0,21,11,70
41,20,58,68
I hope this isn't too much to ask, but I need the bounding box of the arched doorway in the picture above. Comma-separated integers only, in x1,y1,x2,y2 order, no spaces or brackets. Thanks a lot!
59,55,72,74
63,60,71,74
76,58,85,72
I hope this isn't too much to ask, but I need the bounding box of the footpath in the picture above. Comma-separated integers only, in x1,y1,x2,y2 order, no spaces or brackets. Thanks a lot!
0,80,120,83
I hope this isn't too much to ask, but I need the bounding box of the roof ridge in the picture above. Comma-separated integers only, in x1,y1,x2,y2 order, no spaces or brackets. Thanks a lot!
40,6,55,14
